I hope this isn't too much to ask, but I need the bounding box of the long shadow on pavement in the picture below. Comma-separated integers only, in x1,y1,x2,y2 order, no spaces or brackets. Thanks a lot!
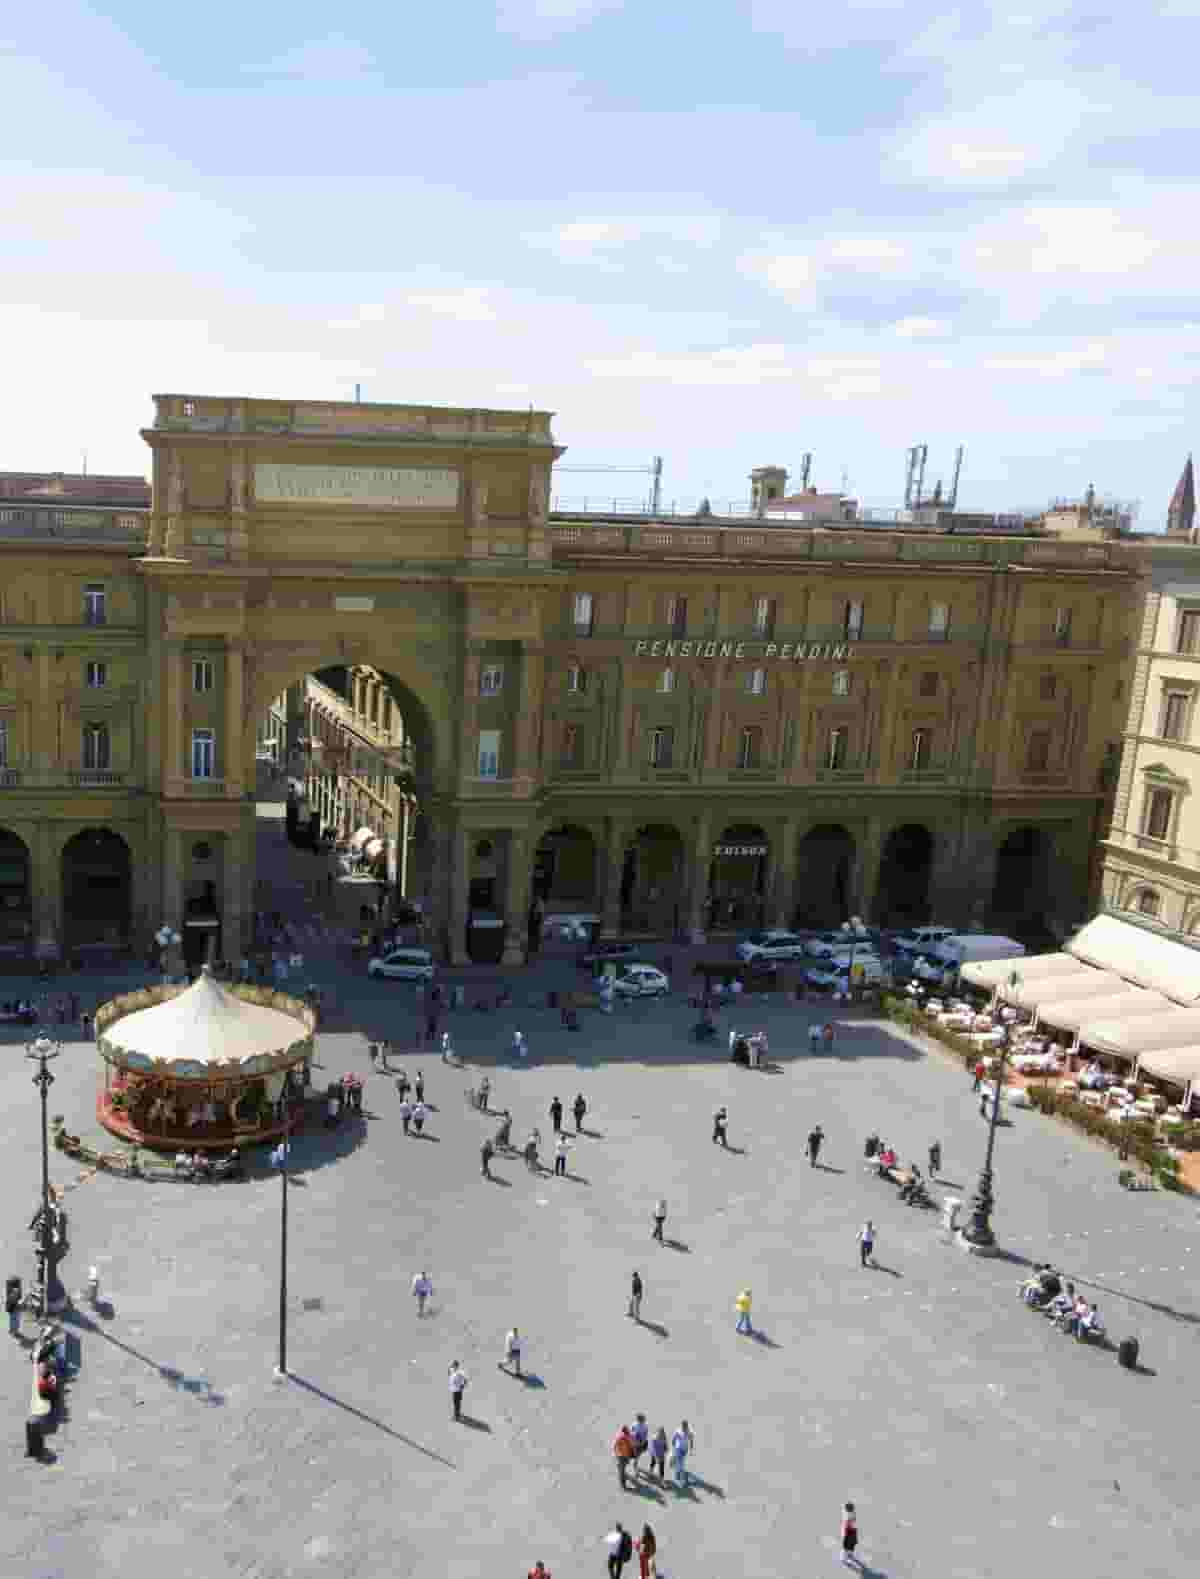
289,1373,457,1466
65,1307,225,1405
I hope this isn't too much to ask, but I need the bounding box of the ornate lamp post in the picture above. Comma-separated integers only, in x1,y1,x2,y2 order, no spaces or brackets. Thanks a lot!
961,968,1021,1252
840,914,867,998
271,1113,292,1379
26,1034,67,1315
155,924,181,981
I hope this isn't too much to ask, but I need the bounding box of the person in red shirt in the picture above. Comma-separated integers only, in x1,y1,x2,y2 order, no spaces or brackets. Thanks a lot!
973,1060,985,1091
528,1563,551,1579
612,1424,636,1489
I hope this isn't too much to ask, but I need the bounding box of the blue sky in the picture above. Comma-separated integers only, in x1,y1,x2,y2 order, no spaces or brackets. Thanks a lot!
2,0,1198,518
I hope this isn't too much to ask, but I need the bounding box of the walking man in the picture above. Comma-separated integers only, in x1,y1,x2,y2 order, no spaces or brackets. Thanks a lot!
606,1522,632,1579
396,1068,410,1102
554,1133,569,1177
613,1424,636,1490
670,1420,694,1488
928,1140,942,1178
414,1069,425,1103
412,1269,432,1317
481,1137,495,1179
549,1096,564,1134
858,1220,875,1269
807,1124,825,1168
652,1199,666,1242
712,1106,728,1147
398,1097,413,1136
628,1270,643,1322
648,1425,668,1481
448,1360,467,1421
735,1287,753,1335
503,1326,522,1376
630,1413,649,1474
572,1092,586,1133
972,1059,984,1092
412,1100,427,1136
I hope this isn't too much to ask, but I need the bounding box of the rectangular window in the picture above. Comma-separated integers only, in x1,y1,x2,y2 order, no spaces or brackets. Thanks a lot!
566,664,586,695
827,728,846,770
1144,786,1174,841
1026,729,1051,773
1161,691,1189,741
919,671,938,698
910,728,930,770
191,728,215,779
843,600,864,641
1039,673,1057,701
561,723,582,768
477,729,500,779
572,592,594,635
832,669,851,698
83,583,106,626
82,723,111,771
929,602,950,639
193,659,213,693
657,668,675,694
666,595,688,637
480,665,504,696
1053,606,1072,645
753,596,776,638
85,661,107,689
746,667,766,695
650,726,674,768
1138,889,1161,917
738,725,762,769
1177,610,1200,655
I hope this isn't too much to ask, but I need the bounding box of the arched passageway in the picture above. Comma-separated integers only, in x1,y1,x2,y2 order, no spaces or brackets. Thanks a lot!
875,823,934,925
534,825,598,910
991,826,1054,932
795,824,856,928
61,828,132,950
0,828,31,957
622,824,685,933
709,823,769,931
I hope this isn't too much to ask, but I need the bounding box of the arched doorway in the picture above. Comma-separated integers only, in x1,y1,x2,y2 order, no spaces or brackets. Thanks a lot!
622,824,685,934
876,824,934,925
795,824,856,928
61,828,132,950
991,826,1053,932
534,825,598,910
0,828,31,958
709,823,769,931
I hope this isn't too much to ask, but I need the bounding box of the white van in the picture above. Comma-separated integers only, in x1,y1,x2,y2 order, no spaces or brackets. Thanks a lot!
367,947,435,981
930,934,1026,968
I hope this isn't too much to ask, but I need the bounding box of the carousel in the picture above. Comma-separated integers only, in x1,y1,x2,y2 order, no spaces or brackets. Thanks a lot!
95,967,315,1150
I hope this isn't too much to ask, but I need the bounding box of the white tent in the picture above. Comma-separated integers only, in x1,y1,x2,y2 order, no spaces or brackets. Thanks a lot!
960,953,1093,992
1079,1006,1200,1060
1033,985,1165,1034
1135,1045,1200,1090
1067,914,1200,1005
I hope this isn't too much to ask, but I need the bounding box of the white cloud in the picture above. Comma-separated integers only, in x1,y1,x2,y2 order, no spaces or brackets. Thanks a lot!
892,316,950,339
829,238,908,267
549,216,720,253
405,288,497,323
984,340,1110,378
495,0,624,40
585,343,795,386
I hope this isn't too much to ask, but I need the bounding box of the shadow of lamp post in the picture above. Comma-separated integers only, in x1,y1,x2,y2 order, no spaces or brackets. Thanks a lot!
961,967,1021,1252
26,1034,67,1315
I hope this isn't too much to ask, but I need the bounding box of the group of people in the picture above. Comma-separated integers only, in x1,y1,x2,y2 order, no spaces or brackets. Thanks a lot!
603,1520,658,1579
1019,1265,1104,1339
612,1417,694,1491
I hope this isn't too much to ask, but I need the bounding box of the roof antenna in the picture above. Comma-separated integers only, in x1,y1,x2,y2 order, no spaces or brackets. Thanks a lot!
354,383,362,403
82,451,88,477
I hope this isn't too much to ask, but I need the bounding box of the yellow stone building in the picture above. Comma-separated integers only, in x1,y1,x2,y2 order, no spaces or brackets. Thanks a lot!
0,392,1144,967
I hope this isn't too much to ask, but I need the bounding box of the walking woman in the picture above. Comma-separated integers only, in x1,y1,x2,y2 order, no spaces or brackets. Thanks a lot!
635,1523,657,1579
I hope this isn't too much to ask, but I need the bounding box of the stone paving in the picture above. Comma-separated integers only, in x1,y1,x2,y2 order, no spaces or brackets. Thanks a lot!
3,950,1200,1579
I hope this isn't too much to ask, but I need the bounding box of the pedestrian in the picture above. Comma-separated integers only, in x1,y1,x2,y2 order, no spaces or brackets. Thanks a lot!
504,1326,522,1376
823,1022,835,1051
840,1501,859,1568
554,1133,569,1177
448,1360,467,1421
613,1424,636,1490
635,1523,657,1579
628,1270,643,1322
549,1096,564,1134
573,1092,586,1133
670,1420,693,1488
325,1092,339,1128
5,1278,20,1337
735,1286,753,1335
652,1199,666,1242
606,1522,632,1579
648,1425,668,1481
399,1097,413,1136
512,1029,527,1060
481,1137,495,1178
478,1074,491,1111
928,1140,942,1177
411,1100,427,1136
972,1059,984,1092
807,1124,824,1167
858,1220,875,1269
414,1069,425,1103
528,1563,551,1579
426,1006,438,1046
712,1105,728,1147
412,1270,432,1317
630,1413,649,1474
396,1068,410,1102
81,1010,92,1040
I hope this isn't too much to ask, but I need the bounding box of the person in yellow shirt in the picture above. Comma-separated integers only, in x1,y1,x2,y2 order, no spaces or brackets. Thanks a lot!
735,1287,753,1335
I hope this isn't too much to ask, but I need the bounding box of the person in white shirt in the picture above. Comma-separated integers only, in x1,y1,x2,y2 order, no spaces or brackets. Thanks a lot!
858,1220,875,1268
503,1326,522,1375
411,1271,432,1317
554,1133,570,1177
411,1100,427,1136
448,1360,467,1421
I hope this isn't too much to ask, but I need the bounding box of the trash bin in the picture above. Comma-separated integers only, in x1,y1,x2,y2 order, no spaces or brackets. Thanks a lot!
25,1416,44,1458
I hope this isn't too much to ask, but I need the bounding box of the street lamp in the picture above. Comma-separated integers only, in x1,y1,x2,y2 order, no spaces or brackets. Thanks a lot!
961,967,1021,1252
840,914,867,998
271,1109,293,1379
26,1034,67,1315
155,924,181,981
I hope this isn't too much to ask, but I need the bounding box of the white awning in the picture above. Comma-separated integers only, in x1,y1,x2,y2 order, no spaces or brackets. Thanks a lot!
1135,1045,1200,1088
1079,1006,1200,1059
1033,986,1165,1035
1068,914,1200,1005
960,953,1092,991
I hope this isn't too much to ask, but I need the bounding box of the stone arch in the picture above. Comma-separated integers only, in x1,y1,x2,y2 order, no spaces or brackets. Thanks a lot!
794,823,856,928
0,826,32,957
990,824,1055,931
623,822,686,933
875,823,935,925
61,827,132,950
710,822,770,931
534,823,599,909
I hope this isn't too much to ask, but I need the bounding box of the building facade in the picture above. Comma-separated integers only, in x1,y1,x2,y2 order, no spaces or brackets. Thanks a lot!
1101,538,1200,932
0,392,1143,967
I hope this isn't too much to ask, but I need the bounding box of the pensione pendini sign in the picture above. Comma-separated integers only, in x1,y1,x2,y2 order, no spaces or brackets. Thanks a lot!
632,638,856,661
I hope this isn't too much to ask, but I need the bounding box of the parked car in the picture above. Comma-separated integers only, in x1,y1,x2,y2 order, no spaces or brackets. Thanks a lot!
736,930,807,963
579,940,639,970
612,963,670,998
366,947,436,981
807,956,884,990
548,912,601,943
892,925,956,954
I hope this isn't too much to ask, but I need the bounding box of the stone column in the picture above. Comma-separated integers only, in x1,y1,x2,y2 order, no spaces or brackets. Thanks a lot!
33,822,61,954
600,817,628,938
449,821,471,965
225,641,244,797
502,829,532,965
223,820,248,956
855,817,886,921
686,810,714,940
771,817,800,928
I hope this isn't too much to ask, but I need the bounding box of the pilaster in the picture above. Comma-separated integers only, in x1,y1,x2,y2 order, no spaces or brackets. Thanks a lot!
686,810,714,940
771,816,801,928
502,829,531,965
600,817,629,938
225,641,245,797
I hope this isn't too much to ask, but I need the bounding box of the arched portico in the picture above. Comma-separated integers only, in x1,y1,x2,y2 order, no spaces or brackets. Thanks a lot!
875,823,935,926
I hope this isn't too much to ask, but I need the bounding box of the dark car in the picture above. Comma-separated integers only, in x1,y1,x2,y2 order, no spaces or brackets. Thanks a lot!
578,940,640,971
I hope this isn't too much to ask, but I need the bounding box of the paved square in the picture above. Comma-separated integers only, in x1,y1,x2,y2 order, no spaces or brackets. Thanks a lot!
3,974,1199,1578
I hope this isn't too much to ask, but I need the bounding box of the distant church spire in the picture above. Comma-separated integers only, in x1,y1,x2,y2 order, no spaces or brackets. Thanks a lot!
1168,454,1195,535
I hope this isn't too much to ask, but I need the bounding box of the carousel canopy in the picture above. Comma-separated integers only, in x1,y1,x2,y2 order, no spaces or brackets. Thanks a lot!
100,968,311,1080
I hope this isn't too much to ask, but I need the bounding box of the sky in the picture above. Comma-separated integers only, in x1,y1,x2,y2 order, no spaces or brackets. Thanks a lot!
1,0,1198,519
